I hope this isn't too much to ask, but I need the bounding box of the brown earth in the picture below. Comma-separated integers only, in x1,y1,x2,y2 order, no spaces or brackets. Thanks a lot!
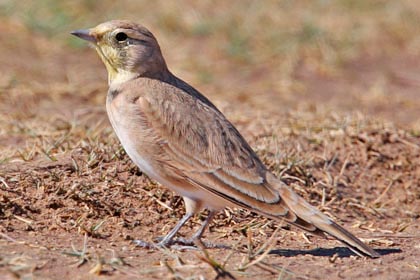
1,18,420,280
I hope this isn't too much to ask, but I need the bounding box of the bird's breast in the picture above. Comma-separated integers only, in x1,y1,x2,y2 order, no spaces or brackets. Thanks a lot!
106,94,160,179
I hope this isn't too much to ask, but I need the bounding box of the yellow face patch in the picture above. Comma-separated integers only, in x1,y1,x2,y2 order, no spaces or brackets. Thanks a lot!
94,41,138,86
95,43,120,83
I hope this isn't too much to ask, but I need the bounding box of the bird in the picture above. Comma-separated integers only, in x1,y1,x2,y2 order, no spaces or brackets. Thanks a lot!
71,20,379,258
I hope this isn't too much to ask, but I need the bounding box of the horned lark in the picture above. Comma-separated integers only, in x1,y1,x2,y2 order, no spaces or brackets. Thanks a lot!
71,20,379,258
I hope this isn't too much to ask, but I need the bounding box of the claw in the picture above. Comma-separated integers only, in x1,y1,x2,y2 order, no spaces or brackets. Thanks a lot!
133,237,230,250
133,239,157,249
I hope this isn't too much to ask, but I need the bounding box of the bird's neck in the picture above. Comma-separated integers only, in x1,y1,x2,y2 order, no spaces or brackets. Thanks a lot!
108,69,140,87
110,66,174,87
141,66,174,82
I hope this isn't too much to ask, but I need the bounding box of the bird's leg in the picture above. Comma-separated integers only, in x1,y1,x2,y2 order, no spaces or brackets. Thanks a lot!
135,211,229,249
175,211,229,249
172,210,216,245
191,210,216,241
134,212,193,248
158,212,194,246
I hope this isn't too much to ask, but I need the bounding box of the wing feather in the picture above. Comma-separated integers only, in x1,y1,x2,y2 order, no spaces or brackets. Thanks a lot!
137,81,272,193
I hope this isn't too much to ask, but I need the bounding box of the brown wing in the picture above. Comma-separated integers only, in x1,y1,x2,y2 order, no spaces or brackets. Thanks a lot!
128,78,295,212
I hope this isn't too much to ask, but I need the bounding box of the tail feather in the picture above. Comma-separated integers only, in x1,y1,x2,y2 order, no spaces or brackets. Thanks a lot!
267,174,380,258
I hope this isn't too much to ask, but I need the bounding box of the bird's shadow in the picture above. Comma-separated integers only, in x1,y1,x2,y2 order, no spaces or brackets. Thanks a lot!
269,247,401,258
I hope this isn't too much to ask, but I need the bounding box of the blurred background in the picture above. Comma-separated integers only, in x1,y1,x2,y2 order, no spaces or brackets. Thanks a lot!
1,0,420,161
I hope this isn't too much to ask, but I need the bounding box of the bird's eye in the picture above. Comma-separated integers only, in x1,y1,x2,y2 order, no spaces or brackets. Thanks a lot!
115,32,128,42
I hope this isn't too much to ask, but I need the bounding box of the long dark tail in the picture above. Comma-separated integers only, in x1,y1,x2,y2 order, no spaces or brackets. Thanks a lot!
267,174,380,258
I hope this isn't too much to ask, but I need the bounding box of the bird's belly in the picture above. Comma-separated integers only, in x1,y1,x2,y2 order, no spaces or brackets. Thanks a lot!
107,112,158,180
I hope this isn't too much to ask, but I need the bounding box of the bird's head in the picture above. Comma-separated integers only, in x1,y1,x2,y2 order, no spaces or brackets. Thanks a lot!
71,20,168,85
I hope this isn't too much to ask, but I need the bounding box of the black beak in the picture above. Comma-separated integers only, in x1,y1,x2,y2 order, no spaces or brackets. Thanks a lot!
70,29,96,43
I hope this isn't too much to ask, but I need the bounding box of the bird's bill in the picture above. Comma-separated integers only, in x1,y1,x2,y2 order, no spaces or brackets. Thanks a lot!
70,29,96,43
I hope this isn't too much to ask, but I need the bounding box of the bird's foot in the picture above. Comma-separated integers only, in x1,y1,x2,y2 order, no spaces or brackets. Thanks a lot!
132,239,158,249
133,237,230,250
168,237,230,249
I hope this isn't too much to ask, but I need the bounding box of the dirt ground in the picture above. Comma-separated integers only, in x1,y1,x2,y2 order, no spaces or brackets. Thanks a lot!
1,7,420,280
